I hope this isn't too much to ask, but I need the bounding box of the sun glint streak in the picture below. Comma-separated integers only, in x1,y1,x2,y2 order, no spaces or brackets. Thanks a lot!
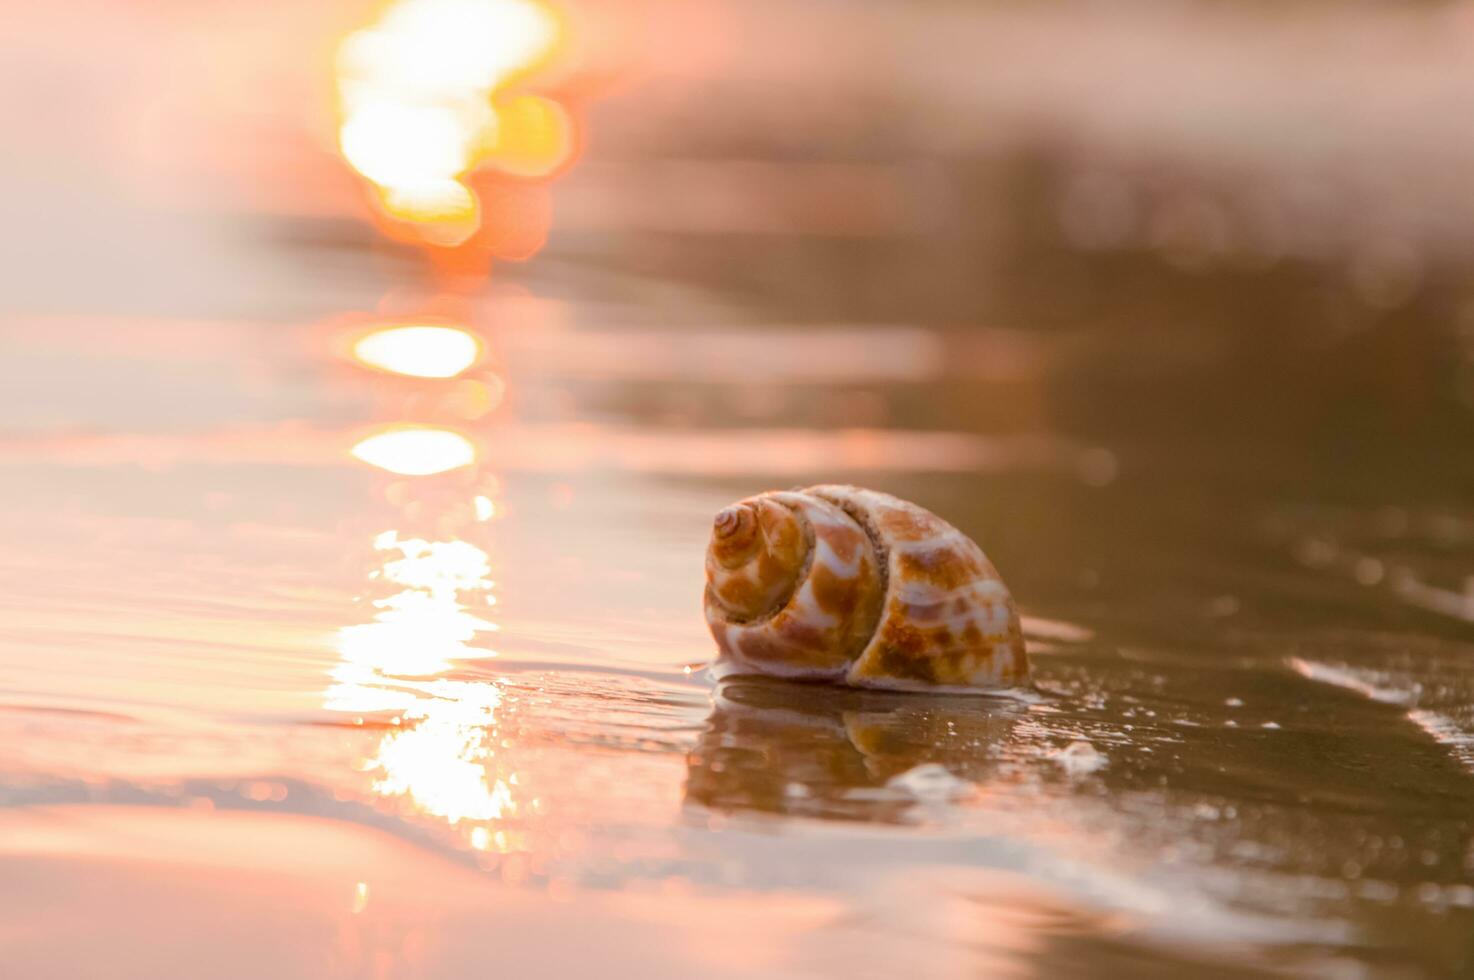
327,530,497,684
327,529,519,827
371,681,513,823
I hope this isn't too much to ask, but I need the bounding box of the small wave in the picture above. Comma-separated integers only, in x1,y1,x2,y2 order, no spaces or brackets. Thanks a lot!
1288,656,1474,775
1406,709,1474,774
1286,657,1418,706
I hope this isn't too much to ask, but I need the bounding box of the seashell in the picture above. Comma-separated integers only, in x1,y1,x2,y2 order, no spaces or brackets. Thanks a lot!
703,485,1028,692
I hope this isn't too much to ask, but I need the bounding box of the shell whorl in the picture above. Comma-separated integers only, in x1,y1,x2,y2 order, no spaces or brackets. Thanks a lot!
705,496,809,622
704,490,883,678
703,485,1028,691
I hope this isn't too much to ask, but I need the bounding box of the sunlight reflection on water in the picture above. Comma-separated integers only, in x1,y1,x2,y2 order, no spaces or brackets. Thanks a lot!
330,530,498,681
328,274,535,845
326,518,517,831
350,426,478,475
352,324,483,378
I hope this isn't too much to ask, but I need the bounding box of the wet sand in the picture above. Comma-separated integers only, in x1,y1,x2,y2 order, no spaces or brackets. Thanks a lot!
4,1,1474,976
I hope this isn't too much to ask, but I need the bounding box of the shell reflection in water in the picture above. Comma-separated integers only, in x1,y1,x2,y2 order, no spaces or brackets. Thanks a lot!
350,426,477,476
685,678,1020,822
352,324,482,378
327,529,518,832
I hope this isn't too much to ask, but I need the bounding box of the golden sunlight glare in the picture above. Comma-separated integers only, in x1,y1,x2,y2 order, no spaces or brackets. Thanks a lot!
350,426,477,475
352,324,483,378
335,0,570,245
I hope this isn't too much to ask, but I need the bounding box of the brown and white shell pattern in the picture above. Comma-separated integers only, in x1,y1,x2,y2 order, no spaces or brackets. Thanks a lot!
703,485,1028,692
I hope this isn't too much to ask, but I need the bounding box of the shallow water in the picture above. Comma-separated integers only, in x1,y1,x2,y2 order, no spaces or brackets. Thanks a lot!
6,299,1474,978
6,2,1474,977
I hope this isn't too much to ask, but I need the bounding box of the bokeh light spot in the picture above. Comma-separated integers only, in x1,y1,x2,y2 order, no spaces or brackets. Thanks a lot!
353,325,482,378
351,427,477,475
335,0,571,246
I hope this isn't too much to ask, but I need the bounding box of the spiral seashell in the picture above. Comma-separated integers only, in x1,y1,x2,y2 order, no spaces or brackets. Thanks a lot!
703,485,1028,692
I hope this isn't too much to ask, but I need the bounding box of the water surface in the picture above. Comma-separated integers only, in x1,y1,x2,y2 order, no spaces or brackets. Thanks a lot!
4,1,1474,977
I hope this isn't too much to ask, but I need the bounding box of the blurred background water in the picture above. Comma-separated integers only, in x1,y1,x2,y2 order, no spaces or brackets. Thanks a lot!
3,0,1474,976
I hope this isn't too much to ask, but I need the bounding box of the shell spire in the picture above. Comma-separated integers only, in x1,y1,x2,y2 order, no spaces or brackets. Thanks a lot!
703,485,1028,692
704,497,807,622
